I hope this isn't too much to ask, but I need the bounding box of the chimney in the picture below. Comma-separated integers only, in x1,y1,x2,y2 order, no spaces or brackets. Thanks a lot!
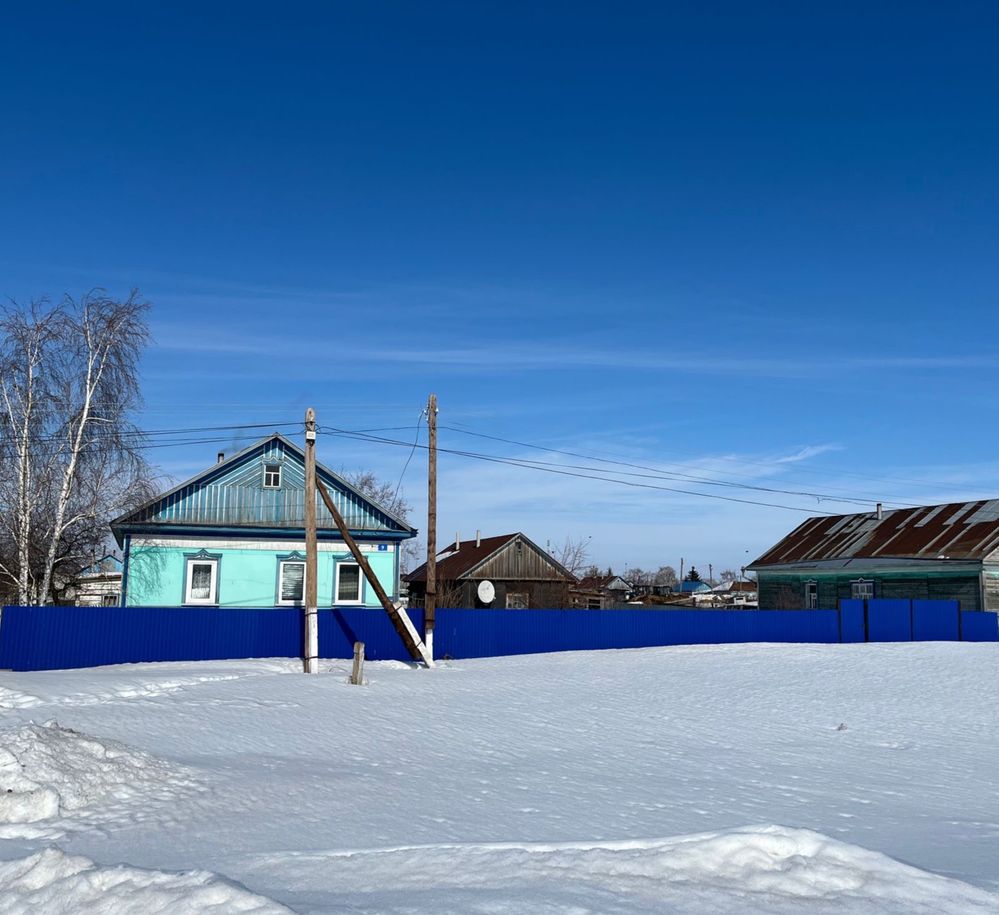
876,502,883,520
454,532,460,551
476,530,481,548
217,451,225,464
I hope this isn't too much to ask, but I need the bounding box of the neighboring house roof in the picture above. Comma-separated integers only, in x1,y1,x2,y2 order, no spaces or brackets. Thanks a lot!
111,433,416,545
709,580,758,594
750,500,999,568
76,555,124,578
575,574,630,592
680,580,711,593
406,532,576,583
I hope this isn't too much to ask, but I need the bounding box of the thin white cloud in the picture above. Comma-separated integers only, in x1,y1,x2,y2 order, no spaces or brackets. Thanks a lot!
773,444,844,464
148,325,999,380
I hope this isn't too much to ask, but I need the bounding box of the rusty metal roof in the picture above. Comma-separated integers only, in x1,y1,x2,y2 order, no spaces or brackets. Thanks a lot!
750,499,999,567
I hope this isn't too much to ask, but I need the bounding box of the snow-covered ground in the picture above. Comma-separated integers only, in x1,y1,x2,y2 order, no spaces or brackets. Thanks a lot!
1,643,998,912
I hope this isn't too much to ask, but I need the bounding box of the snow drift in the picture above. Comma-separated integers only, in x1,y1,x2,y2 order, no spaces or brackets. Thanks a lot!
0,721,197,827
0,848,290,914
242,825,999,913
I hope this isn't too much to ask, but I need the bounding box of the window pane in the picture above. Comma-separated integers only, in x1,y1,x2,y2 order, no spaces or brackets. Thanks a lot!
190,563,213,600
337,565,360,601
281,562,305,602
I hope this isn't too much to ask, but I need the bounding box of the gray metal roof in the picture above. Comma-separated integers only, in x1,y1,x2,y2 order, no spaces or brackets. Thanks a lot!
750,499,999,568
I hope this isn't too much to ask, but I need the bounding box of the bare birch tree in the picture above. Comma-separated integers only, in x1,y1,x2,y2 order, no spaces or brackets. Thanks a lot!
551,535,591,578
0,291,153,604
0,303,61,603
342,469,422,570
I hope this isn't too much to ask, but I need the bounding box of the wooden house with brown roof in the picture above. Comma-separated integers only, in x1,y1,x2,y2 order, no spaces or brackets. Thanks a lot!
406,532,576,609
749,500,999,611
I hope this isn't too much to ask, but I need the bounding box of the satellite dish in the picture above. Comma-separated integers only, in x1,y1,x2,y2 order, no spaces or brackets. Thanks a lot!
477,580,496,604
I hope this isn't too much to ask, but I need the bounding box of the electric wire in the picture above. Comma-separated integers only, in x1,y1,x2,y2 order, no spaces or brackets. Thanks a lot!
436,425,914,508
391,411,424,506
322,426,840,515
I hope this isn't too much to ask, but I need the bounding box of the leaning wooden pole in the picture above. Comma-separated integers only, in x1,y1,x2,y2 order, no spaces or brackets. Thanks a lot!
425,393,438,659
303,408,319,673
315,477,433,667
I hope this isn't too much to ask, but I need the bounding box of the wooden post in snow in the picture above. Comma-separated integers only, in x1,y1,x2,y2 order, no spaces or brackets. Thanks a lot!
350,641,365,685
425,392,438,659
303,408,319,674
315,477,433,667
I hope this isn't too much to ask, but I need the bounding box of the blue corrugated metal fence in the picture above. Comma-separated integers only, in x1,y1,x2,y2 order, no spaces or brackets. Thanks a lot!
0,600,996,671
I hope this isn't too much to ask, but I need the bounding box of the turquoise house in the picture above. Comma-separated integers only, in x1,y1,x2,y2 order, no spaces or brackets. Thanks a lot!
111,434,416,608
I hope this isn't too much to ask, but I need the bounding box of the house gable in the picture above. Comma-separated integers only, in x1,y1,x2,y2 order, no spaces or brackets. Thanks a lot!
407,533,575,583
112,434,415,543
467,534,574,582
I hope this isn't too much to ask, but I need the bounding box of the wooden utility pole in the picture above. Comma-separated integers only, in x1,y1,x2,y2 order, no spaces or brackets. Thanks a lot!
303,408,319,674
425,393,438,660
316,477,433,666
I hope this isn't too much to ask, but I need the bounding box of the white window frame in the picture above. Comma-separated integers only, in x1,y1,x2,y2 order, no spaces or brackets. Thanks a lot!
335,562,363,605
506,591,529,609
851,579,875,600
804,580,818,609
277,560,306,606
185,559,219,605
263,462,282,489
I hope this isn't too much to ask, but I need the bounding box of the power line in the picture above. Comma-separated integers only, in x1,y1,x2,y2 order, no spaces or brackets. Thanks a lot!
14,420,305,446
323,427,839,515
434,425,909,508
440,424,984,497
391,410,424,505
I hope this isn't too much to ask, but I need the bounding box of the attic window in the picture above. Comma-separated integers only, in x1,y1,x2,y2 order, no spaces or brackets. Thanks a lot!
263,463,281,488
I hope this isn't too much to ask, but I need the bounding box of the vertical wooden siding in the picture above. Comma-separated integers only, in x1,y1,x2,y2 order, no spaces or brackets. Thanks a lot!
141,439,402,531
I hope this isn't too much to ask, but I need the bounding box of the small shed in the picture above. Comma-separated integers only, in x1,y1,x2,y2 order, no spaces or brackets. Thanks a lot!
406,532,576,609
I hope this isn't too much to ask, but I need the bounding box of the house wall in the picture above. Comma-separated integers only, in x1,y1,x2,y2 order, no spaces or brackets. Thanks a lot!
126,538,397,608
408,579,573,608
76,577,123,607
984,565,999,611
458,579,573,609
757,567,985,611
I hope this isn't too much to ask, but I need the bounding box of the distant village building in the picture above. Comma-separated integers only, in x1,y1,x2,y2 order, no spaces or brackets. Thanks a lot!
571,574,633,609
694,579,758,608
406,533,576,609
70,555,123,607
111,434,415,608
749,500,999,611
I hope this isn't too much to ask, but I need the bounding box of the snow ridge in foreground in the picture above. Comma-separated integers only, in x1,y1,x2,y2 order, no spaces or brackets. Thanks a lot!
0,849,290,914
0,721,197,827
243,825,999,914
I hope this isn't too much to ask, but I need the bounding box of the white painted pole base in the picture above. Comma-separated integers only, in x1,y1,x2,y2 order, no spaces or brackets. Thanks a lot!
304,607,319,674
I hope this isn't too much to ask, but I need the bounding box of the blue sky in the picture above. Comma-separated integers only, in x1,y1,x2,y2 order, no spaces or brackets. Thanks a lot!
3,2,998,574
